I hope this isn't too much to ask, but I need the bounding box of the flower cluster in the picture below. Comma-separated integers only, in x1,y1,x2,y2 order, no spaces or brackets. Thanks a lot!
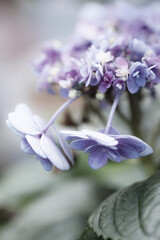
32,3,160,97
7,2,159,171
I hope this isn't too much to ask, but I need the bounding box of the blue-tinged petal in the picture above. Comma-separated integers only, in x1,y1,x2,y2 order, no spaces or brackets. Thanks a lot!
82,129,118,147
36,155,53,171
6,120,25,137
114,135,146,153
85,144,101,153
107,148,122,162
139,143,153,157
127,77,139,94
40,134,70,170
117,143,139,159
70,139,96,151
88,147,108,169
58,132,74,164
21,138,35,154
135,77,146,87
26,135,47,158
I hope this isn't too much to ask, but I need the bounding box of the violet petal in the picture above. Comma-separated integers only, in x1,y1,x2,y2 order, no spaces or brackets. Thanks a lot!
88,147,108,169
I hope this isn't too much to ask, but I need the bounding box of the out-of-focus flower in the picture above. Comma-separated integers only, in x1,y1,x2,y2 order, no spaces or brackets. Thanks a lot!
61,128,153,169
6,104,73,171
127,62,149,93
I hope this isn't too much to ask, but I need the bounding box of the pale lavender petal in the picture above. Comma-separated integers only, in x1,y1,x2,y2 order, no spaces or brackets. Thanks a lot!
117,143,139,159
26,135,47,158
21,138,35,154
6,120,25,137
70,139,96,151
36,155,53,171
82,129,118,146
40,134,70,170
115,57,128,68
33,115,46,131
60,130,88,140
58,132,74,164
8,104,40,135
88,147,108,169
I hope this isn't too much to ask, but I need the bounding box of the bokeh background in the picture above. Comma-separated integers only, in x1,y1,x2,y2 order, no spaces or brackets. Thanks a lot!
0,0,159,239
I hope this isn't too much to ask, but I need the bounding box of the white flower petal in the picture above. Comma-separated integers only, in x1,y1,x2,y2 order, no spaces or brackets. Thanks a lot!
8,104,40,135
26,135,47,158
40,134,70,170
82,129,118,146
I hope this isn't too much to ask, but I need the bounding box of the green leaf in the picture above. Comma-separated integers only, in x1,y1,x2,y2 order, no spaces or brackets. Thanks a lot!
80,171,160,240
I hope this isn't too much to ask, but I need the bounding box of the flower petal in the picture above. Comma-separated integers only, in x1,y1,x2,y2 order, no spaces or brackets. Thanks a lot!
21,138,35,154
135,77,146,87
107,148,122,162
33,115,46,130
36,155,53,171
88,147,108,169
70,139,96,151
117,143,139,159
6,120,25,137
60,130,88,141
40,134,70,170
115,57,128,68
82,129,118,146
58,132,74,164
26,135,47,158
8,104,40,135
114,135,145,152
127,77,139,94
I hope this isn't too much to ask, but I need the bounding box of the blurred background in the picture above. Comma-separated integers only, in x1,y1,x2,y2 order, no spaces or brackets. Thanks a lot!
0,0,159,239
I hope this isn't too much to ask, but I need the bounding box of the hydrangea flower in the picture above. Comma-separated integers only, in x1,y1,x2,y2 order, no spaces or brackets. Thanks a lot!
127,62,150,93
6,104,73,171
61,128,153,169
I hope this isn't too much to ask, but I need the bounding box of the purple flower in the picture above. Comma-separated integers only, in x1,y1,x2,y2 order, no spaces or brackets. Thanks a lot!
98,65,114,93
127,62,150,93
61,128,153,169
6,104,73,171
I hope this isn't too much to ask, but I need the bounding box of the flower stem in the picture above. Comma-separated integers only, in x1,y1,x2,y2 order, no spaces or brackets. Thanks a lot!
105,92,121,134
43,91,89,133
